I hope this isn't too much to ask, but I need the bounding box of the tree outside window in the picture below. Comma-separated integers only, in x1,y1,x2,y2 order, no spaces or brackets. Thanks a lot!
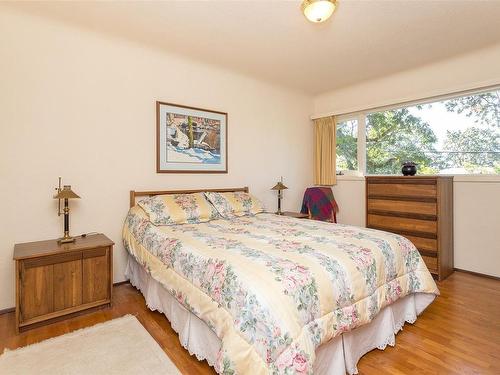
364,89,500,175
336,119,358,172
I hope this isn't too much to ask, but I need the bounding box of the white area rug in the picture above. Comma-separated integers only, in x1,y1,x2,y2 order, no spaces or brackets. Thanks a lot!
0,314,181,374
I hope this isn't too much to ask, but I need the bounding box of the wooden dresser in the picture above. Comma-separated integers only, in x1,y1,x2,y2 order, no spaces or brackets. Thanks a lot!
366,176,453,280
13,234,114,332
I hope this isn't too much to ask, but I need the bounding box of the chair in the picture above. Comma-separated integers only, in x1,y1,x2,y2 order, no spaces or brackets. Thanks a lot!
300,187,339,223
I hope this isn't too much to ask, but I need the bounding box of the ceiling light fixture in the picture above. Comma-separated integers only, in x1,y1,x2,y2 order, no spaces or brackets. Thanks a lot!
301,0,337,23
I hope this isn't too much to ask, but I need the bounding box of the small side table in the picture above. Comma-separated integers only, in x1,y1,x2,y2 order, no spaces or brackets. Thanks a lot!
279,211,309,219
14,233,114,332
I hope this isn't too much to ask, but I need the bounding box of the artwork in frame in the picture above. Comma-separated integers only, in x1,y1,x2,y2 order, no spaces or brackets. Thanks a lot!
156,101,228,173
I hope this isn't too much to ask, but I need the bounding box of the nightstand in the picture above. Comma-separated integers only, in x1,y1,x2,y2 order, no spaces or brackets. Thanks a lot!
279,211,309,219
13,234,114,332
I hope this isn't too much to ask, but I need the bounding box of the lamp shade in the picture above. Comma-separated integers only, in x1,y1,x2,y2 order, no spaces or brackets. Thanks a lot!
54,185,80,199
271,181,288,191
301,0,337,23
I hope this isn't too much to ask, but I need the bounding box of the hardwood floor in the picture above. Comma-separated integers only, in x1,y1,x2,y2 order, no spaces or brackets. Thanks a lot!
1,271,499,374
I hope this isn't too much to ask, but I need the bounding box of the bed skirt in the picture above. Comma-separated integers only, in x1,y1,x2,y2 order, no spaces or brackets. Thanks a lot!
125,255,435,374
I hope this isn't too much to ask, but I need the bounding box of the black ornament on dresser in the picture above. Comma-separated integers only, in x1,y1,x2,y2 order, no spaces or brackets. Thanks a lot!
402,161,417,176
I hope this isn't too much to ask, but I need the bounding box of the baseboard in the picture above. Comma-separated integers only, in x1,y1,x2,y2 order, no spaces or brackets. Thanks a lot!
0,280,131,316
454,268,500,281
0,307,15,316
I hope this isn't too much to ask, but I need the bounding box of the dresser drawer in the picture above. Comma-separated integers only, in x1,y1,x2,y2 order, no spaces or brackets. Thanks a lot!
366,176,453,281
368,214,437,235
23,251,82,269
404,235,438,253
422,255,438,273
367,199,437,216
368,183,437,198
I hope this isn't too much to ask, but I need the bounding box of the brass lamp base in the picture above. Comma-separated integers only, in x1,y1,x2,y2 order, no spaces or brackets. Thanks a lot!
58,234,76,244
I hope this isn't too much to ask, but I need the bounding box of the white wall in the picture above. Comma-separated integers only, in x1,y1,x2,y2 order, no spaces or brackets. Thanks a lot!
314,45,500,278
0,8,313,309
453,180,500,277
314,42,500,116
332,177,366,227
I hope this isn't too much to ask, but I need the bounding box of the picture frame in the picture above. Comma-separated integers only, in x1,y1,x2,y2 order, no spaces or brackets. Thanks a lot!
156,101,228,173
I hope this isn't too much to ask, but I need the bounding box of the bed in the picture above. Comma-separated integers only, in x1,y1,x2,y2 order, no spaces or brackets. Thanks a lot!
123,188,439,374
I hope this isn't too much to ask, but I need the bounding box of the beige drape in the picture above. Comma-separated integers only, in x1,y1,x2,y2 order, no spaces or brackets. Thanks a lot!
314,116,336,186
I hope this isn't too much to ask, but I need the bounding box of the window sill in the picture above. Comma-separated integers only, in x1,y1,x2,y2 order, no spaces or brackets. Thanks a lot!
451,175,500,183
336,175,365,181
335,174,500,183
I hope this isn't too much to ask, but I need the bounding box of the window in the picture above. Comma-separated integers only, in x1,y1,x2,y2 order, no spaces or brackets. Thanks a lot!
365,88,500,175
336,119,358,172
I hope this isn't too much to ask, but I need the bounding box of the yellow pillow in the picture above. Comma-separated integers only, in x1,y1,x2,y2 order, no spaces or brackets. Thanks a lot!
138,193,220,225
204,191,265,218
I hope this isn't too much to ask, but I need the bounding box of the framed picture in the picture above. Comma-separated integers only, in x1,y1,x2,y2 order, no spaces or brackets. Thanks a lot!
156,101,228,173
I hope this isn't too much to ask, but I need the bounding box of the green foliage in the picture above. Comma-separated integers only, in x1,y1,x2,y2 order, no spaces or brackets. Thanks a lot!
442,90,500,173
336,121,358,170
336,90,500,175
366,108,438,174
441,127,499,173
445,91,500,128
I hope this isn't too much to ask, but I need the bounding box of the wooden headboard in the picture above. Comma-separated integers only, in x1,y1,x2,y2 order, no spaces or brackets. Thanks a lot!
129,187,249,208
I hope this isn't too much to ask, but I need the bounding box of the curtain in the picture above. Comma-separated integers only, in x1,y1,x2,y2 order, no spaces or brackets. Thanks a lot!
314,116,336,186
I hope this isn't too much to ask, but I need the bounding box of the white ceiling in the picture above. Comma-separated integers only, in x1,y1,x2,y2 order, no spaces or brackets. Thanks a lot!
7,1,500,94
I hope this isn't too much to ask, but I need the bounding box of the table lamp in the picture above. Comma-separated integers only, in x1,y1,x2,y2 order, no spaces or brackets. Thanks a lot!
271,177,288,215
54,177,80,244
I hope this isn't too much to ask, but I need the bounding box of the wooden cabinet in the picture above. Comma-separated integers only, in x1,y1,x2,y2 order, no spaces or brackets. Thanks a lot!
14,234,114,332
366,176,453,280
82,247,110,304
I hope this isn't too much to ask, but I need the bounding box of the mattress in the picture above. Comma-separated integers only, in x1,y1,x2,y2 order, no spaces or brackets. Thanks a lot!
123,207,438,374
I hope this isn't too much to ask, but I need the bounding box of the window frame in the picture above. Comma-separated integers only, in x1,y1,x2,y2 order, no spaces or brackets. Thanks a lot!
333,85,500,178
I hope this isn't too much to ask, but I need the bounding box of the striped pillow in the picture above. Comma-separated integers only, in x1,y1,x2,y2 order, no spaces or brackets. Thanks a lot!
204,191,265,218
138,193,220,225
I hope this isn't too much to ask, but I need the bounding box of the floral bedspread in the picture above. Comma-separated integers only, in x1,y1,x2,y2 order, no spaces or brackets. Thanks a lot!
123,208,438,375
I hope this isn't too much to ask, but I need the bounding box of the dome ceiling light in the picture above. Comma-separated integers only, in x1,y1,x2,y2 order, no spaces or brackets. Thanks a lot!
301,0,337,23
